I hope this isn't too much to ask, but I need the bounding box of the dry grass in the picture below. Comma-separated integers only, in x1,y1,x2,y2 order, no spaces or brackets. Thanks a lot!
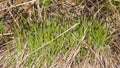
0,0,120,68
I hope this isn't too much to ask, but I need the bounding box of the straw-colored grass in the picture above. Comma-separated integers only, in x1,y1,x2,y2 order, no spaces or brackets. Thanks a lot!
0,0,120,68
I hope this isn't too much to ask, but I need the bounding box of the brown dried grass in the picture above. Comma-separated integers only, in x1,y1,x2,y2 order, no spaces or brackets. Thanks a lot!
0,0,120,68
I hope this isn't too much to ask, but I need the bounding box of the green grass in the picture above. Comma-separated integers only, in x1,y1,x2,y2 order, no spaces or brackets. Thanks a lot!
0,0,119,67
6,16,108,67
0,20,6,33
43,0,52,7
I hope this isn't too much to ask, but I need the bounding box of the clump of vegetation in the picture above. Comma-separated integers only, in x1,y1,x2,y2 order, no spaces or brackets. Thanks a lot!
0,0,120,68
